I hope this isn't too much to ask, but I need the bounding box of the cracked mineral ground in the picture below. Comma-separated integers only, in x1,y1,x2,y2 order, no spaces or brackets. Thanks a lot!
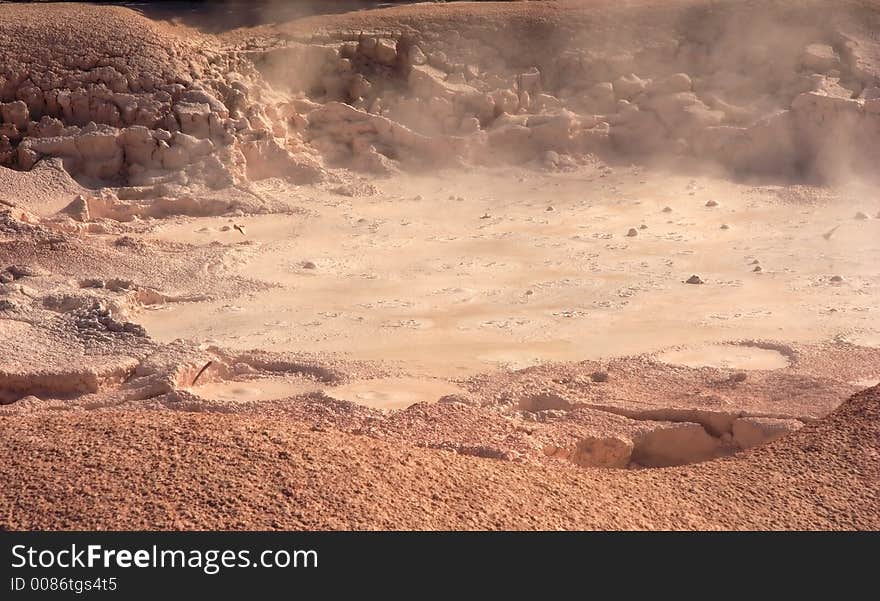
0,0,878,530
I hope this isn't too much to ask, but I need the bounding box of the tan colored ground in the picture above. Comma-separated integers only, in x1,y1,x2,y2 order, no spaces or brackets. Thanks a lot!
1,1,879,530
1,385,877,530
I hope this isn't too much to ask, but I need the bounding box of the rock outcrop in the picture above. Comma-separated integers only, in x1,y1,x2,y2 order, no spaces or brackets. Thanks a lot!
239,0,880,182
2,2,879,195
0,4,321,189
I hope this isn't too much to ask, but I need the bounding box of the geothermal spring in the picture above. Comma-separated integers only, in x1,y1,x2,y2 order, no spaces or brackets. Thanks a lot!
0,1,878,529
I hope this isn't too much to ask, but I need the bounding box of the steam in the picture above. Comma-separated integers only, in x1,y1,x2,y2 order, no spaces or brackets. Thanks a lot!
239,0,880,185
3,0,878,191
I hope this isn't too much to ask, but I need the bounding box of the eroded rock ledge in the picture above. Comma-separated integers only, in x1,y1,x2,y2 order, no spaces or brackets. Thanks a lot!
0,4,322,191
2,1,879,196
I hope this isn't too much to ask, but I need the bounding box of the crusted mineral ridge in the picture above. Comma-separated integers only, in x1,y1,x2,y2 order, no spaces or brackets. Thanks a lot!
232,0,880,182
0,3,322,193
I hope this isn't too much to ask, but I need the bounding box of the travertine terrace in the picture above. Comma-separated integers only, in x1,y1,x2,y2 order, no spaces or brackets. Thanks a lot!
0,1,878,530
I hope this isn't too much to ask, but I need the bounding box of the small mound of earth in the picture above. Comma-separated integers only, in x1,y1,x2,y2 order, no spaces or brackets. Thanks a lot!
327,377,464,410
657,344,790,370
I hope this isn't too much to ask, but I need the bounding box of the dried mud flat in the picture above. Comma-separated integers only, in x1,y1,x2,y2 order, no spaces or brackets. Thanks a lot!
0,1,878,530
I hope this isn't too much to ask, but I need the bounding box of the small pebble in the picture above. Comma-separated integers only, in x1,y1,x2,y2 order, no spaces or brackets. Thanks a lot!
626,228,638,237
854,211,869,220
705,200,719,207
686,274,704,284
830,275,844,283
